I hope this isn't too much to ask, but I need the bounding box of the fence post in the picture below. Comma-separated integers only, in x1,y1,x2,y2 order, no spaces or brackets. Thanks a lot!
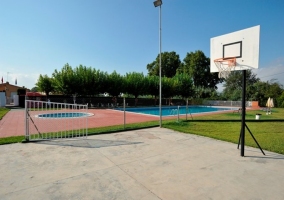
123,97,126,129
25,100,29,141
186,98,188,120
177,106,180,122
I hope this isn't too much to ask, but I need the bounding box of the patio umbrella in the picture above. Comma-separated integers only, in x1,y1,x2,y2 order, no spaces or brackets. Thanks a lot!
270,98,274,108
266,97,274,114
266,97,271,108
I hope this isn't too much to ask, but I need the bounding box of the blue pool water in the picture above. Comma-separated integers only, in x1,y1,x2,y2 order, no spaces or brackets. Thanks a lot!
115,106,233,116
37,112,93,118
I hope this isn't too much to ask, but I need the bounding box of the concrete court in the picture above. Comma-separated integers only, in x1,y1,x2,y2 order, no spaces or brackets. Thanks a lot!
1,127,284,200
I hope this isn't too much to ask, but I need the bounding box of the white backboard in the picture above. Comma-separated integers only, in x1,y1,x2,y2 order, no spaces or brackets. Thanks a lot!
210,25,260,73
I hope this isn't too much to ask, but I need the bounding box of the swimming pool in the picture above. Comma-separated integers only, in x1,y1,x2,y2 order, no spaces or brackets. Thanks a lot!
115,106,234,116
36,112,94,118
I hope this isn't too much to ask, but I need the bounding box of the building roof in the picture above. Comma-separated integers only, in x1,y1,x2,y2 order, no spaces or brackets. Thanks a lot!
26,92,45,96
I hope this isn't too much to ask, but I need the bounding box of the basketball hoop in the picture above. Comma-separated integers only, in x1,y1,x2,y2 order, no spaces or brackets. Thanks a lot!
214,57,236,79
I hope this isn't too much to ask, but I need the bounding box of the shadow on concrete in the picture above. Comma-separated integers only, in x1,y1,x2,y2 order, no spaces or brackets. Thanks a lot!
245,155,284,160
36,139,142,148
243,149,284,160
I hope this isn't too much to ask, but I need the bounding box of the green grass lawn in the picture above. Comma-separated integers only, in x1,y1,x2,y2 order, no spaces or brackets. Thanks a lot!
0,107,10,120
192,107,284,120
0,107,283,155
163,108,284,154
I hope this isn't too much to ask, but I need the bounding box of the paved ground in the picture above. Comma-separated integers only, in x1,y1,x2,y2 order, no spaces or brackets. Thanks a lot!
1,127,284,200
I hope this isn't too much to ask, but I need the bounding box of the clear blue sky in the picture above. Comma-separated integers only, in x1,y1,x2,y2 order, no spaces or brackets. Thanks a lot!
1,0,284,91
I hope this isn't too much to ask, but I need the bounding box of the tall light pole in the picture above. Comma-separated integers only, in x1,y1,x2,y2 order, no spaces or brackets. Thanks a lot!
153,0,162,127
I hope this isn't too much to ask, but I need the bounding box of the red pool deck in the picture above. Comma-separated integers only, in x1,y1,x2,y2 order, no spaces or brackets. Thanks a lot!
0,108,241,138
0,109,164,138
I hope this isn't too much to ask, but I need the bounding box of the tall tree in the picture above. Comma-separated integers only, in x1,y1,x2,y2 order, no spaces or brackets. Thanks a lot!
161,76,175,99
73,65,95,96
36,74,54,97
278,91,284,108
106,71,125,97
147,75,159,105
172,73,194,99
251,80,283,106
178,50,221,90
52,63,79,95
125,72,148,106
147,51,181,78
94,70,109,95
31,87,39,92
222,70,259,100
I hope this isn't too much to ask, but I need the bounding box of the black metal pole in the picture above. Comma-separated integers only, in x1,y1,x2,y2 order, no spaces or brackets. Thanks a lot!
245,124,266,155
241,70,246,156
237,130,241,149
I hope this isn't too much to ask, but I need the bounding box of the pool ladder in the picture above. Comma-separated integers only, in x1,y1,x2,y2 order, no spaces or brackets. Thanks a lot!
170,106,193,122
170,109,178,115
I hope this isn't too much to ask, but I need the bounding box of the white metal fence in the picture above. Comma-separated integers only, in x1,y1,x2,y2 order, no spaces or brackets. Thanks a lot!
204,100,253,107
25,100,89,141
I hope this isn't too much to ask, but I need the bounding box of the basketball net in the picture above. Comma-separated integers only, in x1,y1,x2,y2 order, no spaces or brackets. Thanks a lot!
214,57,236,79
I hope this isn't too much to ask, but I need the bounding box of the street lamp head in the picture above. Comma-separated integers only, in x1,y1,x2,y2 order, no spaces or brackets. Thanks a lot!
153,0,162,7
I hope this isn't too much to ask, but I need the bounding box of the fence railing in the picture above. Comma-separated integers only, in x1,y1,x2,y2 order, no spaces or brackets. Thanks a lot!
204,100,254,107
25,100,89,141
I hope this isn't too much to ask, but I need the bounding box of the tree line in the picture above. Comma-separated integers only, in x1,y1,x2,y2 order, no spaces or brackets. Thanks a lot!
36,64,195,100
36,50,221,99
35,50,284,107
220,70,284,107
